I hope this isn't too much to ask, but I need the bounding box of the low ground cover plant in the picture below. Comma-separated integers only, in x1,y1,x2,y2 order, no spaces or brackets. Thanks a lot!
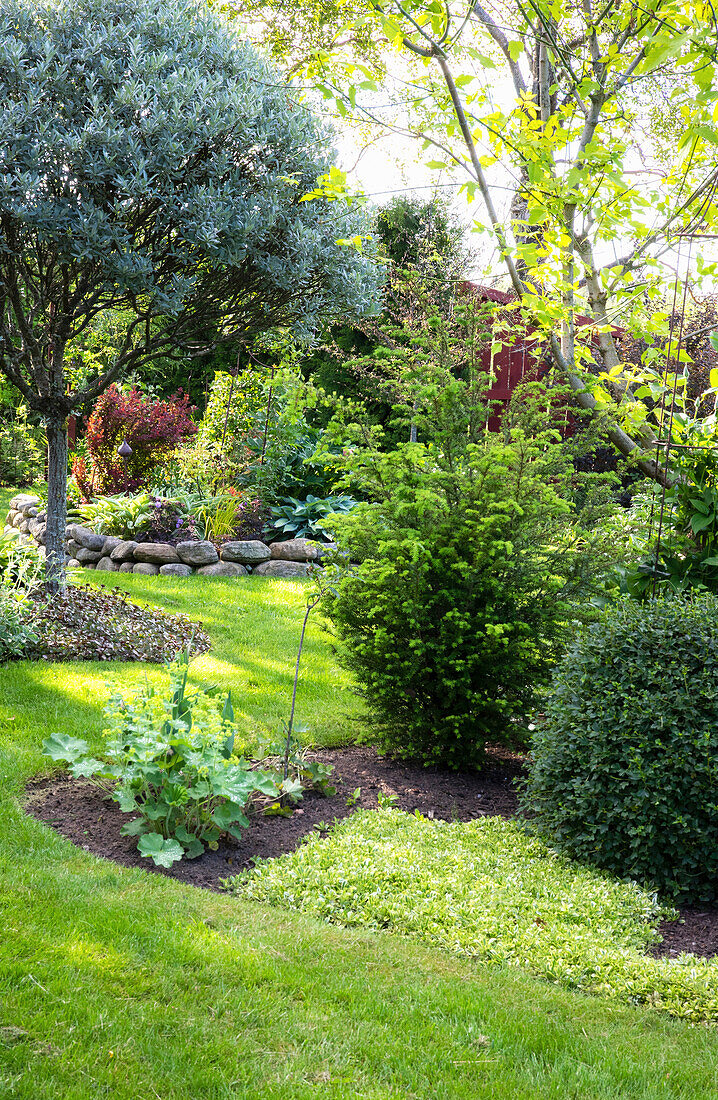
27,584,210,663
227,808,718,1022
521,595,718,904
43,653,297,866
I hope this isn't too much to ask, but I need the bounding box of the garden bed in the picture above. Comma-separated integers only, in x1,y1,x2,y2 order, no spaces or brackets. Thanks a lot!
27,745,522,889
27,743,718,961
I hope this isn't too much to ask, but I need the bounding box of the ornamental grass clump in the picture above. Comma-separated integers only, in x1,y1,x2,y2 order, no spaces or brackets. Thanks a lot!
521,595,718,904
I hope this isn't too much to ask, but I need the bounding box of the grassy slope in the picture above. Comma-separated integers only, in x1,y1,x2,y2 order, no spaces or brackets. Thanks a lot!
3,571,365,762
1,555,718,1095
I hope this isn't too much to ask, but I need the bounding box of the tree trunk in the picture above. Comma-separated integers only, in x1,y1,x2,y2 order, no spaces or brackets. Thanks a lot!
45,415,68,594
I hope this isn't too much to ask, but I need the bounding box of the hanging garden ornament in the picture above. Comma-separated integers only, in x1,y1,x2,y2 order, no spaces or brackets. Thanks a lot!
117,438,133,461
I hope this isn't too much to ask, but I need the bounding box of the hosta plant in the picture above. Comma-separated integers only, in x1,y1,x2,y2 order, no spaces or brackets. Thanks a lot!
267,493,356,542
69,492,163,539
43,652,299,866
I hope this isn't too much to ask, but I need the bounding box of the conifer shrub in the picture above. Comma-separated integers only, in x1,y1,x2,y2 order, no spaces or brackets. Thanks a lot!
327,428,612,770
521,596,718,903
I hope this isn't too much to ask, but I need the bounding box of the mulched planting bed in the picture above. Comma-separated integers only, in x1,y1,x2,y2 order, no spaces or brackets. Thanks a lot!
27,583,210,663
26,743,718,960
650,910,718,961
26,745,522,891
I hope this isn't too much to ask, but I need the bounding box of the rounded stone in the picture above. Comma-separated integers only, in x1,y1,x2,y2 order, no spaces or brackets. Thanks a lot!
176,540,219,566
28,519,47,540
196,561,248,577
67,558,81,569
102,536,124,556
253,560,313,577
119,561,135,573
109,539,137,562
9,494,40,512
68,524,106,552
96,556,119,571
133,542,181,565
269,539,323,562
132,562,159,575
76,547,103,564
159,563,193,577
220,539,271,564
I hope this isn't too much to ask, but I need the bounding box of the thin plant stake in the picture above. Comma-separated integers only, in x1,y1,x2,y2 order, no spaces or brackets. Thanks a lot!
283,589,323,780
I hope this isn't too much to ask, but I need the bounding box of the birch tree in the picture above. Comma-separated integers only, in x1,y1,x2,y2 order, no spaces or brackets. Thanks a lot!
300,0,718,481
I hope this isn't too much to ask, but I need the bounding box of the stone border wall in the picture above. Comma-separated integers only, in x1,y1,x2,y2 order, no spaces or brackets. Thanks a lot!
5,495,331,579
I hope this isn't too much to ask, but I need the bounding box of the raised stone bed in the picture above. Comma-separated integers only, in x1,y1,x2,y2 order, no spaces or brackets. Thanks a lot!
5,495,332,580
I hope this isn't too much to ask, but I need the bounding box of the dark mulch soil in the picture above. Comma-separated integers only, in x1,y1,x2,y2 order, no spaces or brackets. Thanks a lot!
25,743,718,961
650,910,718,961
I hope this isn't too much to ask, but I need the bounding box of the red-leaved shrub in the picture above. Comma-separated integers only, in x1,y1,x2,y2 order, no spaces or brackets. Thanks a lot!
82,386,197,494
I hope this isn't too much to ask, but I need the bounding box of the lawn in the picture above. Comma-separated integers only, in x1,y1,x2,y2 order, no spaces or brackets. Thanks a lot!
2,543,718,1097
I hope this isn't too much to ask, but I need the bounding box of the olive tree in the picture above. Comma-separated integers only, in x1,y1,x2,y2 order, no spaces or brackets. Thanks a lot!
0,0,382,589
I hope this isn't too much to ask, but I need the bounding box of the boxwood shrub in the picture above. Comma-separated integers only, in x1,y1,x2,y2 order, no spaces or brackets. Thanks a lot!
521,595,718,903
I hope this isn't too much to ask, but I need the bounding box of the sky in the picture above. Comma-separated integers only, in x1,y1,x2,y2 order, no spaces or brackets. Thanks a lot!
324,49,718,299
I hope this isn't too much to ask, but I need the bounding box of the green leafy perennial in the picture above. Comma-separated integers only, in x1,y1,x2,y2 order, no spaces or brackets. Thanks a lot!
43,653,291,866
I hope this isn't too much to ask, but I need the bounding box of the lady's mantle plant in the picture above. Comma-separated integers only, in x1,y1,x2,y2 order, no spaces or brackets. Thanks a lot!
44,653,299,866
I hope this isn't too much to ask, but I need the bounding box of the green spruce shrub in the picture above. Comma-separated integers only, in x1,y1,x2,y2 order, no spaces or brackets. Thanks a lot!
521,596,718,903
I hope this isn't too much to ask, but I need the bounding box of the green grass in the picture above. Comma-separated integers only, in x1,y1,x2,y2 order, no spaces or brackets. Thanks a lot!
2,571,366,759
232,810,718,1023
2,560,718,1095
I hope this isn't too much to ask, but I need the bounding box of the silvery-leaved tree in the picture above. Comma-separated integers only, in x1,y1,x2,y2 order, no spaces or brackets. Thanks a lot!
299,0,718,484
0,0,382,592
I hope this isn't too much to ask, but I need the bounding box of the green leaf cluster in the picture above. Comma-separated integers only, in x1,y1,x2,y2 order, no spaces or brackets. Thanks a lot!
522,595,718,903
268,493,356,541
0,587,38,662
43,654,285,866
228,808,718,1022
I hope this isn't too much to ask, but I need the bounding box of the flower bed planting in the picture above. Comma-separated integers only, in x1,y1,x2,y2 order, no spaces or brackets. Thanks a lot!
5,495,331,578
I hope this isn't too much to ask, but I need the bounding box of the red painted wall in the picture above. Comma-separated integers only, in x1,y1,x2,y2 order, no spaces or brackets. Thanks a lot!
462,282,619,431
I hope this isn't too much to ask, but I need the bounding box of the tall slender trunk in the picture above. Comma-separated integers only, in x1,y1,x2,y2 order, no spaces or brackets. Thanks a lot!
45,415,68,594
